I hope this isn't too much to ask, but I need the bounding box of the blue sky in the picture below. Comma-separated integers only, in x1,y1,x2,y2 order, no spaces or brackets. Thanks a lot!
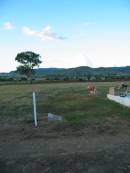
0,0,130,72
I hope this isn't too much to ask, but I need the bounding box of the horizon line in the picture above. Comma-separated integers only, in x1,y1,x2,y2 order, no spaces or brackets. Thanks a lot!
0,65,130,73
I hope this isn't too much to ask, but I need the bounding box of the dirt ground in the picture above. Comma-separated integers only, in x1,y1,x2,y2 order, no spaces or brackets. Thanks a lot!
1,117,130,173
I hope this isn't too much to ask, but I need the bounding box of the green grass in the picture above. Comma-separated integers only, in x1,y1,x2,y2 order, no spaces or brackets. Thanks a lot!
0,82,130,124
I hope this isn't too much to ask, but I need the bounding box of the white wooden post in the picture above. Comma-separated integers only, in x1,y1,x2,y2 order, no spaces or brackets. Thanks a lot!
33,92,38,127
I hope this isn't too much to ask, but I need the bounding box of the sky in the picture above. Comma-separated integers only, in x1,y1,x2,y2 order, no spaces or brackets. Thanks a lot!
0,0,130,72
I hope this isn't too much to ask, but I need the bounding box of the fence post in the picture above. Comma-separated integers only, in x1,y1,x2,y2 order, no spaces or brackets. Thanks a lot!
33,92,38,127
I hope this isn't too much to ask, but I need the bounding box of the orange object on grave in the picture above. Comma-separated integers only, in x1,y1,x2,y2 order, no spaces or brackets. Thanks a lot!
87,84,96,94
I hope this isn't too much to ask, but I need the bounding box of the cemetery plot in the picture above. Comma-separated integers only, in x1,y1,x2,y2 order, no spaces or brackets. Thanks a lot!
107,83,130,107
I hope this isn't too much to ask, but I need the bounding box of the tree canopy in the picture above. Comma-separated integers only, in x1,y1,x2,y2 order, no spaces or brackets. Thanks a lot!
15,51,42,78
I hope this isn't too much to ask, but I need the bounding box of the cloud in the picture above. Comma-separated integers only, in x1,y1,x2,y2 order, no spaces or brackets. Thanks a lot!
3,22,14,30
22,26,37,36
82,54,94,67
22,25,67,41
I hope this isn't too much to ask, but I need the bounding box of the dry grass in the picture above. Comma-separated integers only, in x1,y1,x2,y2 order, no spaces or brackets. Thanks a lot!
0,82,130,124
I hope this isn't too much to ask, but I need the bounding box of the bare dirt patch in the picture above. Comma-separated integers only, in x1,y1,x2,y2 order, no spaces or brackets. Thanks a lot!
1,117,130,173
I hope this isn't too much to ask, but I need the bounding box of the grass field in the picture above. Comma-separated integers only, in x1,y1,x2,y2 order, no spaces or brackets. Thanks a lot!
1,82,130,173
0,82,130,123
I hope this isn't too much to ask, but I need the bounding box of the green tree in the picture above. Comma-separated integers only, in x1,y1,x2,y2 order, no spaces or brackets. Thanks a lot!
15,51,42,83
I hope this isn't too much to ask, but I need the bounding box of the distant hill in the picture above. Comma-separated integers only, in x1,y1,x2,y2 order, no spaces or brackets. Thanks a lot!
1,66,130,78
59,66,130,77
34,66,130,77
0,68,65,77
35,68,65,75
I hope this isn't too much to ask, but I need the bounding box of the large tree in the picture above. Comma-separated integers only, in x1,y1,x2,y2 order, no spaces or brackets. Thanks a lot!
15,51,42,82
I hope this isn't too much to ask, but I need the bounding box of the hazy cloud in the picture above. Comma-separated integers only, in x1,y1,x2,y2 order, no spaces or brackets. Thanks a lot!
22,25,67,40
3,22,14,30
82,54,94,67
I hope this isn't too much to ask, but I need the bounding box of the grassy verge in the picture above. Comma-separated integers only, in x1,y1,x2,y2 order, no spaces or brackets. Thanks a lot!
0,82,130,125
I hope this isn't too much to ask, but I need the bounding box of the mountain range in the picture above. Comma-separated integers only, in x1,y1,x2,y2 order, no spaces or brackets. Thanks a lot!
1,66,130,78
